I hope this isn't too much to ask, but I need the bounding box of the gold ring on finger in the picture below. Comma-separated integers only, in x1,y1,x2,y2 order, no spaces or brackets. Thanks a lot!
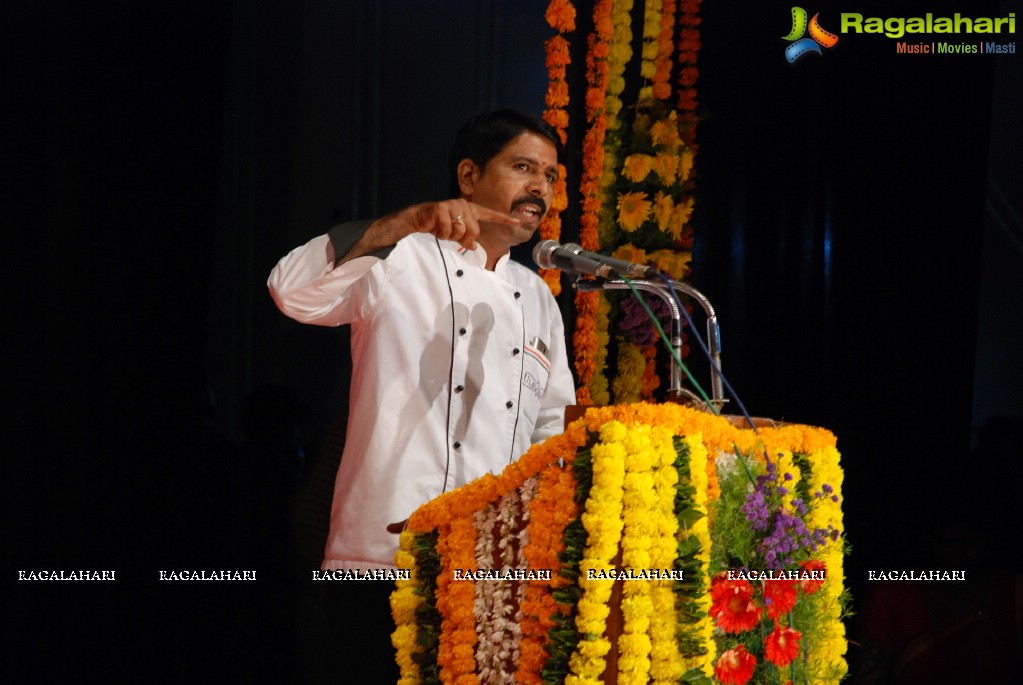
452,214,464,225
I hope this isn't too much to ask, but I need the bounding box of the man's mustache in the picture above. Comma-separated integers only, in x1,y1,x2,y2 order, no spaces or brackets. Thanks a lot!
511,196,547,217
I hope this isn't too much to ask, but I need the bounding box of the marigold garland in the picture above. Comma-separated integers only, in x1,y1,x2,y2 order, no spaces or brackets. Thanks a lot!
618,424,657,685
437,514,480,684
566,420,626,684
516,464,578,684
589,296,612,406
393,403,846,684
572,0,614,403
540,0,575,296
803,445,848,681
392,529,423,685
647,426,683,683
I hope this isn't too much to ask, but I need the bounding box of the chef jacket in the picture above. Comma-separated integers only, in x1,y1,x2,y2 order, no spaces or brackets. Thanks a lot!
268,223,576,569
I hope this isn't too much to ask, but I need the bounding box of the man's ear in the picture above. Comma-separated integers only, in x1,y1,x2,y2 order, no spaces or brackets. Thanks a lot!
457,158,478,197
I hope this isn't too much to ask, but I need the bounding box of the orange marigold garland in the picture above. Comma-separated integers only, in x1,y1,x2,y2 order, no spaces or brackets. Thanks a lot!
540,2,575,296
572,0,614,404
652,0,676,101
436,513,481,684
516,463,579,684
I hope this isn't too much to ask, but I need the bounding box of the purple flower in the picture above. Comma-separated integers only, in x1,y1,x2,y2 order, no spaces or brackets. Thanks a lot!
618,294,670,345
742,490,771,531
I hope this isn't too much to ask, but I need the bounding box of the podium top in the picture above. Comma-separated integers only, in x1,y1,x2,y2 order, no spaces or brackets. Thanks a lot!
565,405,786,431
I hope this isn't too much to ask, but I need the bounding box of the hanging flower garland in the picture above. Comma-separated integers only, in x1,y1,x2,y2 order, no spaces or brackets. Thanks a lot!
472,504,500,681
391,529,423,685
802,446,848,679
540,0,575,296
572,0,614,405
578,0,634,406
676,0,701,121
646,427,685,683
589,295,613,406
471,478,534,683
617,424,661,685
516,464,578,684
436,513,481,684
566,420,627,684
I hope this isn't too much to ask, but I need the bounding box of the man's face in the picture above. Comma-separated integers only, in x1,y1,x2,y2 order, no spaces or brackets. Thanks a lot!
459,131,559,248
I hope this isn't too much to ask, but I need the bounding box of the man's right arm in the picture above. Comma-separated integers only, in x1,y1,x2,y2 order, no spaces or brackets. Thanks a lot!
268,217,393,326
268,199,513,325
331,200,491,267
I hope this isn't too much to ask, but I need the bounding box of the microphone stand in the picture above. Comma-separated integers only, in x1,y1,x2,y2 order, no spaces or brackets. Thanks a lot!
573,277,725,410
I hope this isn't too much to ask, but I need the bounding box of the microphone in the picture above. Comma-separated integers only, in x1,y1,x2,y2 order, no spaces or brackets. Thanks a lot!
533,240,607,276
561,243,659,279
532,239,659,279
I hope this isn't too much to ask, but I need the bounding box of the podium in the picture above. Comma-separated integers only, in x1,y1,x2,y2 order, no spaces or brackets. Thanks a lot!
390,402,848,684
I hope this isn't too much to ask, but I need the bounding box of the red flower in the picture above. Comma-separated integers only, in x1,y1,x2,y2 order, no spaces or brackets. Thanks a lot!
763,579,798,619
714,644,757,685
709,574,762,633
799,559,827,595
764,623,802,667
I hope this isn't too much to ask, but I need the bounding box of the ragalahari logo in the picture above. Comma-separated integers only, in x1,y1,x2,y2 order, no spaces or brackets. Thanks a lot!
783,7,839,63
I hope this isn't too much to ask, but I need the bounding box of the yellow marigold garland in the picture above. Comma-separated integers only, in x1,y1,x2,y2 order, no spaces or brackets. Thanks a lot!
638,0,663,102
804,445,848,682
590,295,612,406
392,529,423,685
618,424,657,685
612,341,646,404
648,425,684,682
566,420,627,684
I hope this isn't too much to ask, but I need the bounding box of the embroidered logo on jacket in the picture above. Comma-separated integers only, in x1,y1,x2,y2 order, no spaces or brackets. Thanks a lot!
523,372,545,400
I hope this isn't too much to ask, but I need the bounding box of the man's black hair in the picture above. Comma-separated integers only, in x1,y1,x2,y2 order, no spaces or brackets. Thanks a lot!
448,109,563,198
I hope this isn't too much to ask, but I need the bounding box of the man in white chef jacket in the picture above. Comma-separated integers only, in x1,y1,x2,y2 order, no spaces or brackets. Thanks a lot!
268,109,576,678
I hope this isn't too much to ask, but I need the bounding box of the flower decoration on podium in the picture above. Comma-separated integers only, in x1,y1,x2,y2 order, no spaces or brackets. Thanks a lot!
390,404,849,684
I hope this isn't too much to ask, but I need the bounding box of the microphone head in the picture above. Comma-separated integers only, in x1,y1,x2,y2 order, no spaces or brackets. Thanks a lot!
532,239,561,270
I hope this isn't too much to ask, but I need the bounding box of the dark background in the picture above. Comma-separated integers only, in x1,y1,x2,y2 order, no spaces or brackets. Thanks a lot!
7,0,1020,681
